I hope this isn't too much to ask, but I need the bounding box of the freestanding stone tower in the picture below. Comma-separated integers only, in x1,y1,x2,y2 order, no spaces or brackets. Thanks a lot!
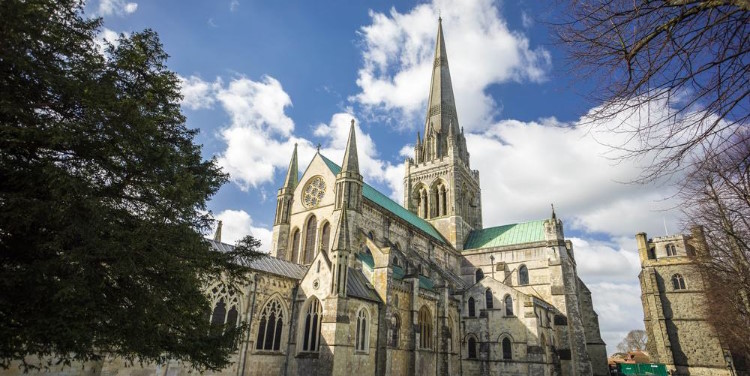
637,229,737,376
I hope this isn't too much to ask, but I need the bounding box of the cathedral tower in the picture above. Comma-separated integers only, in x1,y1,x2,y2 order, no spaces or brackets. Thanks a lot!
404,18,481,250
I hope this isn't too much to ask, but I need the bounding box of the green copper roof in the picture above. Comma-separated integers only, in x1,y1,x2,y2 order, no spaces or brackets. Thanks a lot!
419,275,435,291
392,265,405,279
391,265,433,290
320,155,446,244
463,220,547,250
358,252,374,269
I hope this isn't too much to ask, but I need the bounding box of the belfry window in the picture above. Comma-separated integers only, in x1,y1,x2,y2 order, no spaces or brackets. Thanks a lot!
672,274,686,290
301,298,322,352
256,298,284,351
666,243,677,256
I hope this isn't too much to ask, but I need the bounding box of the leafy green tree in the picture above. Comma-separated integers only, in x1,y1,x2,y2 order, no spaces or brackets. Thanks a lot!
0,0,261,371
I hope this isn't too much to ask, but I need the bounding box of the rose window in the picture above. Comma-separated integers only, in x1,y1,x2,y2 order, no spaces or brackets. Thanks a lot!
303,176,326,208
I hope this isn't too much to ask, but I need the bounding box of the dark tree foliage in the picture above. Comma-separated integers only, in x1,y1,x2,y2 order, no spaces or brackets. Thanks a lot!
0,0,261,371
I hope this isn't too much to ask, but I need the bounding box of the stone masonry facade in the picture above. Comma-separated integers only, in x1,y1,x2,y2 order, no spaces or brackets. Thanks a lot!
637,229,736,376
2,19,609,376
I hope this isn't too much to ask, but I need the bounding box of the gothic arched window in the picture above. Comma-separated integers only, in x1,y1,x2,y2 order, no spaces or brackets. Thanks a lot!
666,243,677,256
485,289,493,309
389,313,400,348
475,268,484,283
467,336,477,359
440,185,447,216
672,274,686,290
210,300,226,327
356,308,369,352
418,306,432,349
519,265,529,285
303,216,317,264
420,188,428,219
468,297,476,317
290,229,300,263
320,222,330,253
301,298,322,352
209,284,240,336
504,295,513,316
502,337,512,359
256,298,285,351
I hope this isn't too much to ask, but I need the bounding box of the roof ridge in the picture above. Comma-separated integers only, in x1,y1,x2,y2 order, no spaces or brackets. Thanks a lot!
478,218,548,230
319,154,447,245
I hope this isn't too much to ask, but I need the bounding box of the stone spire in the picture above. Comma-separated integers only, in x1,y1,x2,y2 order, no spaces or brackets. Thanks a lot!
282,143,299,190
420,18,467,163
213,220,223,242
330,196,351,297
341,119,359,174
273,144,298,227
335,120,363,211
331,206,351,252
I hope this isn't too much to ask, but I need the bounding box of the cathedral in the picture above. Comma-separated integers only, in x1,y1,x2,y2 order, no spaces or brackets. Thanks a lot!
203,19,607,376
5,19,607,376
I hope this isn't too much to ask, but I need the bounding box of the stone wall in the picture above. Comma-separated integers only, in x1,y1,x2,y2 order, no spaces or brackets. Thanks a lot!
638,233,733,376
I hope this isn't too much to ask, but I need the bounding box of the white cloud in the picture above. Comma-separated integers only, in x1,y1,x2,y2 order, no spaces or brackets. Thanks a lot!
96,0,138,17
212,76,305,189
94,27,121,55
214,210,273,252
352,0,550,130
586,282,645,355
571,237,641,285
178,75,221,110
230,0,239,12
465,116,683,237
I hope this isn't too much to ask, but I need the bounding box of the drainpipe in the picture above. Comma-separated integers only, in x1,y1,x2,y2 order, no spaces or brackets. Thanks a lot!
239,273,259,376
459,308,464,376
435,299,439,376
283,285,299,376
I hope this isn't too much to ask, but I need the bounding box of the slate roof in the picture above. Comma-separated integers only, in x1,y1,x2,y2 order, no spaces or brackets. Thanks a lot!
320,155,447,245
208,239,308,280
347,267,382,303
463,220,547,250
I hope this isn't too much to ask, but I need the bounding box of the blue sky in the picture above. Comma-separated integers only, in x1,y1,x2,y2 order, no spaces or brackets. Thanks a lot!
89,0,689,355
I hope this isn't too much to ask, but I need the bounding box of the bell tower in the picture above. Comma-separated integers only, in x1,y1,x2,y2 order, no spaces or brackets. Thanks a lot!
404,18,482,250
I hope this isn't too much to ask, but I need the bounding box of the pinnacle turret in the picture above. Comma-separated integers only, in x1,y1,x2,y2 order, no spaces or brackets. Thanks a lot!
282,143,299,190
341,119,359,175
